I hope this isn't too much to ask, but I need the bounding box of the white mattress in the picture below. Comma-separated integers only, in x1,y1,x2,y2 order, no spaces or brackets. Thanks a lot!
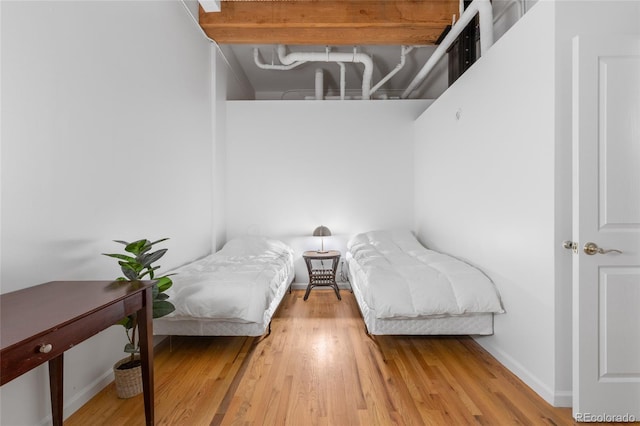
154,236,295,336
346,230,503,335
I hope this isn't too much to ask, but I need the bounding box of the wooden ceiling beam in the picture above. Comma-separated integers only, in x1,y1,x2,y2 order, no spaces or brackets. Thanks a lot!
199,1,459,45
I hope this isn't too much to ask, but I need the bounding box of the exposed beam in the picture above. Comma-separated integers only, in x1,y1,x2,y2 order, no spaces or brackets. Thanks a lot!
199,1,459,45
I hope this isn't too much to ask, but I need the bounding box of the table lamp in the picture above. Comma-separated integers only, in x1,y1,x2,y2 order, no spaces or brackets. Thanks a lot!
312,225,331,253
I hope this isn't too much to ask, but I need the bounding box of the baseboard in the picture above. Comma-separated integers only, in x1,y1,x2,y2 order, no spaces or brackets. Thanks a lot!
553,390,572,408
40,336,170,425
290,281,351,291
63,369,115,421
37,366,114,425
473,337,572,408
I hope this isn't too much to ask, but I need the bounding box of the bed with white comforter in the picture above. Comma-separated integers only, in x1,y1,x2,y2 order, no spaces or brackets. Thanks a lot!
154,236,295,336
346,230,503,335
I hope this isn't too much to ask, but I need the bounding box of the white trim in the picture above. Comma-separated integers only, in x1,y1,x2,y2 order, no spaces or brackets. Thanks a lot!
474,338,568,406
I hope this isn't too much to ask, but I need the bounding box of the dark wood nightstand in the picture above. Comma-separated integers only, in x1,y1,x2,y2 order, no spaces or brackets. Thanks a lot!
302,250,341,301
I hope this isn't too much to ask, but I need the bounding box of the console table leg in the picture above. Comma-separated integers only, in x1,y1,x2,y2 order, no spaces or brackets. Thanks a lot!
48,354,64,426
138,287,155,425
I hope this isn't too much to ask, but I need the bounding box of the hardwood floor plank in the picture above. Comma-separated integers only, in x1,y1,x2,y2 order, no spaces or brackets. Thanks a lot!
67,290,596,426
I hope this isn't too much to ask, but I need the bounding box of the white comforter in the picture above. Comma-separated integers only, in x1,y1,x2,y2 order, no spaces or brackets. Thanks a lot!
162,237,294,324
347,230,504,319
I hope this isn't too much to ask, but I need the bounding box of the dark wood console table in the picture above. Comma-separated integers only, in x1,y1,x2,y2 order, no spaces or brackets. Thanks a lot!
1,280,156,425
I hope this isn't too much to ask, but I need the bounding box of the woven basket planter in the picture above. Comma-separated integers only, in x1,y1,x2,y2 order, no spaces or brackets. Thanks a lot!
113,356,142,399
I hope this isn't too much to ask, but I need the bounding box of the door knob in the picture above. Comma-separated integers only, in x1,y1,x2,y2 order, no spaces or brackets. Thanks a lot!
583,242,623,256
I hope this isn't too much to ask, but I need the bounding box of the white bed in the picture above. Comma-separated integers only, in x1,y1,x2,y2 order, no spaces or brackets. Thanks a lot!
346,230,504,335
154,236,295,336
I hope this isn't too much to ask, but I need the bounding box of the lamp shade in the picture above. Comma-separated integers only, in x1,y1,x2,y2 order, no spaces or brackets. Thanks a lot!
312,225,331,237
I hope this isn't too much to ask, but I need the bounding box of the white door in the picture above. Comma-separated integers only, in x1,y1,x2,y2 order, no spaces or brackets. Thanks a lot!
572,35,640,422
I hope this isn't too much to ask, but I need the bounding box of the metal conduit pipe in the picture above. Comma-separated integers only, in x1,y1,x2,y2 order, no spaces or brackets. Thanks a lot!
253,48,306,71
401,0,494,99
278,44,373,100
315,68,324,100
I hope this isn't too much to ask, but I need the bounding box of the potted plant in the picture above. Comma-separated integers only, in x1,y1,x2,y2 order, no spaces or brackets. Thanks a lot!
103,238,176,398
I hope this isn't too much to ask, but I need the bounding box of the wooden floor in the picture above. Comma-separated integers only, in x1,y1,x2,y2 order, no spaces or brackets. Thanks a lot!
67,290,582,426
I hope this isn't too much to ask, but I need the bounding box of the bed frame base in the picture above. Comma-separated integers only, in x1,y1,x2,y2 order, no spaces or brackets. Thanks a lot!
348,258,495,336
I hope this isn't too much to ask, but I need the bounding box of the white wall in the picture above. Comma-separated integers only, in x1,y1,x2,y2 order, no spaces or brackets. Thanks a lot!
211,47,230,252
414,2,559,404
186,5,257,254
414,0,640,408
0,1,213,424
212,44,260,252
226,100,430,281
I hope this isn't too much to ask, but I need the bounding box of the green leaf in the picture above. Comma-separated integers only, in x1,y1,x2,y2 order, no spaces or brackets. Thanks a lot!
117,315,134,329
155,293,169,301
139,241,153,252
138,249,168,268
149,238,170,247
124,343,139,354
113,240,130,246
119,260,143,274
138,239,168,258
153,300,175,318
155,276,173,292
118,259,138,268
139,266,160,280
102,253,136,263
151,284,159,299
124,239,148,255
121,266,139,281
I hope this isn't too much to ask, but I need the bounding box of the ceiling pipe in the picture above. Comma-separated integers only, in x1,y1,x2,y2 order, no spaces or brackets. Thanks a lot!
494,0,524,23
370,46,413,96
337,62,346,100
315,68,324,100
278,45,373,100
198,0,221,12
401,0,494,99
253,48,305,71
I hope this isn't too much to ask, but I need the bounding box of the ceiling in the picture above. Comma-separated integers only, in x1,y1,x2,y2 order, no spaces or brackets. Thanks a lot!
199,0,459,45
228,43,449,100
195,0,461,100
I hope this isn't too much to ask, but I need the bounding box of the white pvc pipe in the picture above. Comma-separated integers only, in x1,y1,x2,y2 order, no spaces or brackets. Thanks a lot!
315,68,324,100
494,0,524,23
278,45,373,100
198,0,221,13
370,46,413,96
253,48,305,71
401,0,494,99
337,62,346,100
